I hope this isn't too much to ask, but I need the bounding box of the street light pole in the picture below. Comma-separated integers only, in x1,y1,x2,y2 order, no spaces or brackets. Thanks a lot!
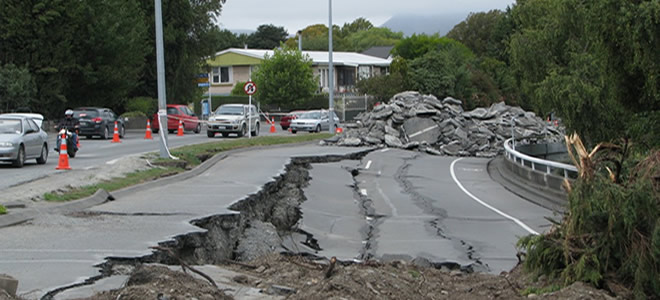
155,0,170,158
328,0,335,133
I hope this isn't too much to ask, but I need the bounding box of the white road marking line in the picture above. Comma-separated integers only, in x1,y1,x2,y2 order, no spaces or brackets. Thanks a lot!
408,124,439,138
365,160,372,169
450,158,539,235
106,158,119,165
380,148,390,153
376,179,398,217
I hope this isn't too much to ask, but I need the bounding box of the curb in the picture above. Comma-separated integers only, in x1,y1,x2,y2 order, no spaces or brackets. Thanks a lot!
0,139,326,228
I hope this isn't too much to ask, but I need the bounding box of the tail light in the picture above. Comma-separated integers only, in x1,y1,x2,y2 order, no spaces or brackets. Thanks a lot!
92,117,102,123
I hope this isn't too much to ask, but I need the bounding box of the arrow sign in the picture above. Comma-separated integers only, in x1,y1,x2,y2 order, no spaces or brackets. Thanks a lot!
244,81,257,95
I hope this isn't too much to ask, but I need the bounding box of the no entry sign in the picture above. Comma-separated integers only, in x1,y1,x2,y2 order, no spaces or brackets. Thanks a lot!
244,81,257,95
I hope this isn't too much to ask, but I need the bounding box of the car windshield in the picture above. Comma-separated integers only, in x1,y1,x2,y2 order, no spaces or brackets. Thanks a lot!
215,106,244,115
74,110,99,118
0,119,22,134
299,111,321,119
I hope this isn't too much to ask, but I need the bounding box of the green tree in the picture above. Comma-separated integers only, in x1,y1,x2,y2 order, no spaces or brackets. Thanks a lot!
134,0,225,106
356,73,406,103
252,47,317,107
392,34,444,60
0,0,86,116
509,0,659,148
247,24,289,49
340,17,373,37
407,46,475,107
284,24,343,51
212,29,243,52
343,27,403,52
0,64,36,112
66,0,148,111
447,10,505,58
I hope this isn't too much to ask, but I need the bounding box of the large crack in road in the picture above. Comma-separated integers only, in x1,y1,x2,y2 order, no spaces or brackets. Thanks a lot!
43,149,490,299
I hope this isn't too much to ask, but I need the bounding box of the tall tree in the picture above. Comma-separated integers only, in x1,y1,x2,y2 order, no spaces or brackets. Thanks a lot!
252,47,317,107
0,64,36,112
447,10,504,58
344,27,403,52
509,0,659,147
134,0,225,105
247,24,288,49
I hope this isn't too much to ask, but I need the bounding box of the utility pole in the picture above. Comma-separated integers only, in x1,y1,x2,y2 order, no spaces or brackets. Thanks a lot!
297,30,302,51
155,0,170,158
328,0,335,133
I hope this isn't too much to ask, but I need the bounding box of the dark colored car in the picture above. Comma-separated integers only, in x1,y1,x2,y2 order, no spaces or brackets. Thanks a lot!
151,104,201,134
279,110,305,130
74,107,125,139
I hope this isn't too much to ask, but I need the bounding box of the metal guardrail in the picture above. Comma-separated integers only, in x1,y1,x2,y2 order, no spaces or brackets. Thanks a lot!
504,138,578,179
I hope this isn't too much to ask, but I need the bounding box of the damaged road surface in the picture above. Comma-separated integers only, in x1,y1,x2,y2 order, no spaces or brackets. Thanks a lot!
0,144,553,299
291,148,552,273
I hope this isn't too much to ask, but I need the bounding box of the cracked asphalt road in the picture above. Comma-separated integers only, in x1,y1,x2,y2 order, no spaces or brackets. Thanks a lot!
0,145,553,299
295,148,552,273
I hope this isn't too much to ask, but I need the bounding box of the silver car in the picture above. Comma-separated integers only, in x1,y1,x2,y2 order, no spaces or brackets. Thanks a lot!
207,104,260,138
290,110,340,133
0,114,49,167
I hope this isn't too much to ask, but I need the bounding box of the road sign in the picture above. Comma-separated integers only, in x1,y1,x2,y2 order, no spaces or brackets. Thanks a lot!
197,82,209,87
244,81,257,95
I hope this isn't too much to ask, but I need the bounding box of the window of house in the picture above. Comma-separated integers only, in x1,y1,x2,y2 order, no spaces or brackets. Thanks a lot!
358,66,371,80
212,66,232,84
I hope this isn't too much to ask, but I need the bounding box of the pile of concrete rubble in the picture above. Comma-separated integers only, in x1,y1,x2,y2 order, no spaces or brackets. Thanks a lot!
328,91,563,157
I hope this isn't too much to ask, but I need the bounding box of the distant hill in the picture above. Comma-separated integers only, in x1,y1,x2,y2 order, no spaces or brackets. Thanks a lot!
380,13,467,37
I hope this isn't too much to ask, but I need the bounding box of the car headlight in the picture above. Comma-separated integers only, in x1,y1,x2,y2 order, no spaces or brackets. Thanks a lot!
0,142,14,147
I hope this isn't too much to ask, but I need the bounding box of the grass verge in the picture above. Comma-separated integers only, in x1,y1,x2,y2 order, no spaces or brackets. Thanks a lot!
0,204,6,215
43,134,333,202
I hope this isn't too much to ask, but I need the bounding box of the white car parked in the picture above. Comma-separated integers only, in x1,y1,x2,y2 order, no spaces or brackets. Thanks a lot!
290,110,340,134
207,104,260,138
0,114,48,167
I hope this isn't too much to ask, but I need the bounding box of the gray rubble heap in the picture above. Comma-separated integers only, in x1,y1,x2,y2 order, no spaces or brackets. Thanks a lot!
329,91,563,157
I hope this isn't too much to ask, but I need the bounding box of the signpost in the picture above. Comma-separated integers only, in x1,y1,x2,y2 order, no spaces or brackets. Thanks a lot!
198,73,211,117
244,80,257,138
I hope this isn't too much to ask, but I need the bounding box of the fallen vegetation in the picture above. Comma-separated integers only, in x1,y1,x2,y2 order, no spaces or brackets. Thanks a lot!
518,134,659,299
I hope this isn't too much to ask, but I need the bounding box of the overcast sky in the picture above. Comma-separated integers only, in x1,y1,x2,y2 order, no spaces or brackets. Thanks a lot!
216,0,515,35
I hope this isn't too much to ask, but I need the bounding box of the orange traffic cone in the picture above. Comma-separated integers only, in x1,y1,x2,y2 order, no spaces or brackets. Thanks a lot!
144,119,153,139
56,132,71,170
111,121,121,143
177,119,184,136
270,117,276,133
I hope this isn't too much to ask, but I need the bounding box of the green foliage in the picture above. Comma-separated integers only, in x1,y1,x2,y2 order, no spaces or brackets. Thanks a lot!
120,111,146,118
447,10,506,59
252,47,317,107
133,0,225,107
343,27,403,52
247,24,289,49
231,81,247,96
407,46,475,107
508,0,660,149
0,204,6,215
356,73,406,103
518,148,660,299
0,63,36,112
392,33,445,60
124,97,157,116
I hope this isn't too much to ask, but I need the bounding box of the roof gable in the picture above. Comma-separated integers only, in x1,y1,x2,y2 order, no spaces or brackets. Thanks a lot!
207,51,263,66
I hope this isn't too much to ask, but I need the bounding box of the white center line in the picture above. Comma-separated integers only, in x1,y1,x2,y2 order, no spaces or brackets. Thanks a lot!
450,158,538,235
365,160,372,170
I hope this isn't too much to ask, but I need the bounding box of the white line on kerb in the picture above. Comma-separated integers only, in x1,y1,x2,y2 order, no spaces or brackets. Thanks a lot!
450,158,539,235
380,148,390,153
365,160,372,170
106,158,119,165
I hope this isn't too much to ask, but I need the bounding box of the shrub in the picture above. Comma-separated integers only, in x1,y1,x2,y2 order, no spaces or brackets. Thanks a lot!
0,204,6,214
121,111,146,118
124,97,157,116
518,135,659,299
231,81,247,96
